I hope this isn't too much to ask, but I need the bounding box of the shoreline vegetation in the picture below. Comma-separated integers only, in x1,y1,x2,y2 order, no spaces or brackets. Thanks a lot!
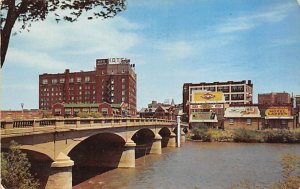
189,127,300,143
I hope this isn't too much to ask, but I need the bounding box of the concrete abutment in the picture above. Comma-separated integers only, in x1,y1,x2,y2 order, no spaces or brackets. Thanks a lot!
45,153,74,189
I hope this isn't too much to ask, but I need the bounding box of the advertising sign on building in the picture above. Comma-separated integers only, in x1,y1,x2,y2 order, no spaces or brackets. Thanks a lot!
192,91,225,103
265,107,290,117
224,106,260,118
191,104,224,109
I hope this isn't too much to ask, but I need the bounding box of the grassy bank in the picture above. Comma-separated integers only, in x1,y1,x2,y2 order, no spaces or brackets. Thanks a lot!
190,127,300,143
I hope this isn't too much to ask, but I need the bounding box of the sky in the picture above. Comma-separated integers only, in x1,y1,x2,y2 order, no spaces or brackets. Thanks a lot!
1,0,300,110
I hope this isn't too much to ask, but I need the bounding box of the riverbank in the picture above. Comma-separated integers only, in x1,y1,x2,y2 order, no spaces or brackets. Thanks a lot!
189,127,300,143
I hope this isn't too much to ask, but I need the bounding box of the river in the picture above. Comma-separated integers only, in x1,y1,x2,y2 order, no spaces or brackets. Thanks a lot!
73,142,300,189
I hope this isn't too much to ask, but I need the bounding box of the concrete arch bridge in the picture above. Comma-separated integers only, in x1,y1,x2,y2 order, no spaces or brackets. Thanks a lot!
1,117,188,189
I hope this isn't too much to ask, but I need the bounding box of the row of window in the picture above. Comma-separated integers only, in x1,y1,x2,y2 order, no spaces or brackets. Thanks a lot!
42,76,92,85
191,85,246,93
229,118,252,125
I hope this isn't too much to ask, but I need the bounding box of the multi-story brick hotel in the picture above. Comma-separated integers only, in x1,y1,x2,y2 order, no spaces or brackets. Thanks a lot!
39,58,137,115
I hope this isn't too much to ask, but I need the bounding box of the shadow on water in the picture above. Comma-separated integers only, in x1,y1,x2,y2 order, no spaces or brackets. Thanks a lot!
72,166,115,186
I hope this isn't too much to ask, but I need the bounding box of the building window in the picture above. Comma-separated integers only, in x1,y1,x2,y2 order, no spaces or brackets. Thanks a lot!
122,85,125,89
111,85,114,90
54,109,61,116
69,78,74,83
85,76,90,82
59,78,65,83
111,91,114,96
76,77,81,82
246,119,251,125
111,98,114,103
52,79,58,84
229,118,234,124
122,97,125,102
122,78,125,83
122,69,125,73
111,79,114,84
101,108,108,116
282,120,287,125
122,90,125,95
42,79,48,84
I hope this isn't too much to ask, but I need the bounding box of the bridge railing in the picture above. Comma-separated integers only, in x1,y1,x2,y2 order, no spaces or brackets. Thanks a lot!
1,117,179,137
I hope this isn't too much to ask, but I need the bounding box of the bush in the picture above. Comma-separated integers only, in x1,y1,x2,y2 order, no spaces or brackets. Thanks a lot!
271,153,300,189
191,126,211,142
1,141,40,189
263,130,300,143
233,128,261,143
208,129,234,142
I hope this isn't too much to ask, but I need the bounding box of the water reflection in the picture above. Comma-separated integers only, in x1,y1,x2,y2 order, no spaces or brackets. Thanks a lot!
73,142,300,189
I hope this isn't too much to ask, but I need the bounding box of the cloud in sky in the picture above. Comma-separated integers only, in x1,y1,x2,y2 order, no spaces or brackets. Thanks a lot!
7,48,68,71
216,3,294,33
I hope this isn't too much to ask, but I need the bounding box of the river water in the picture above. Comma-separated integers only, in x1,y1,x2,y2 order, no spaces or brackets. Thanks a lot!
73,142,300,189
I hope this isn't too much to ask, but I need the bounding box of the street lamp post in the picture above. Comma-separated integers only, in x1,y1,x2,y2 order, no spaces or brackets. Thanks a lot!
21,103,24,118
177,115,181,147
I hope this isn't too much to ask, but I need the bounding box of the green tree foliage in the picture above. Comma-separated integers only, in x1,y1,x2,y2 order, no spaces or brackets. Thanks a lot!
1,141,39,189
0,0,127,67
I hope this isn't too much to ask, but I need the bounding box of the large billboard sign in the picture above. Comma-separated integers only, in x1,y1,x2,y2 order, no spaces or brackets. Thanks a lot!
224,106,260,118
265,107,290,117
192,91,225,103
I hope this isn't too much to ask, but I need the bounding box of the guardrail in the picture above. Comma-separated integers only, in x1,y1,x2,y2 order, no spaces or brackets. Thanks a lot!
0,117,186,137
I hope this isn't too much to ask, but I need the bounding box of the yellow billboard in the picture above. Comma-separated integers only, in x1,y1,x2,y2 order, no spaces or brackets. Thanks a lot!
192,91,224,103
265,107,289,117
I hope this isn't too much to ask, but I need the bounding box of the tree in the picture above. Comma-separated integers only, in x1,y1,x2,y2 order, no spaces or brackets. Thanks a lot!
0,0,127,68
1,141,40,189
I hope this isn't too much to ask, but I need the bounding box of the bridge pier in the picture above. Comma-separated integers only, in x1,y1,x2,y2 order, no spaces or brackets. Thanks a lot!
167,133,177,147
45,153,74,189
149,135,162,154
181,130,186,143
118,140,136,168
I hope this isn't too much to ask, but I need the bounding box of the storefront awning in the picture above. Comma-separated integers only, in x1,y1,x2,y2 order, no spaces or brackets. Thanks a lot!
265,116,293,120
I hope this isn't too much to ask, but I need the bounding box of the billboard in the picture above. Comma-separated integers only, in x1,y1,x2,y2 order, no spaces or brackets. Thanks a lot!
265,107,290,117
192,91,225,103
224,106,260,118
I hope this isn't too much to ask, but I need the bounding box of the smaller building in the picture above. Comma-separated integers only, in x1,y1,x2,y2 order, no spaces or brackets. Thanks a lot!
138,99,180,120
0,109,45,120
51,102,128,117
260,105,294,129
224,106,261,130
188,91,227,128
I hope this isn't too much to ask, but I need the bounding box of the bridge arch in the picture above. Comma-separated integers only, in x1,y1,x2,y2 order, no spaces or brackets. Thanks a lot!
131,128,155,145
68,132,127,185
63,131,126,156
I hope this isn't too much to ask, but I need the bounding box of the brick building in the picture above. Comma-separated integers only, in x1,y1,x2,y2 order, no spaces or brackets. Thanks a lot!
183,80,253,121
258,92,291,105
258,104,294,129
0,109,45,120
39,58,137,116
224,105,261,130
